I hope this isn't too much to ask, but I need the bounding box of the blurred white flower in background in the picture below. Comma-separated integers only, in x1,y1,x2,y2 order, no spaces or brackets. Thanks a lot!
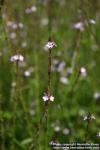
57,61,65,72
51,60,66,72
11,23,18,29
80,67,87,77
25,8,31,14
10,32,16,39
79,109,86,116
89,19,96,25
73,21,84,31
52,59,59,66
63,128,70,135
29,110,35,116
31,5,37,12
21,41,27,48
24,67,34,77
7,21,18,29
60,76,69,85
97,132,100,137
41,18,48,26
93,92,100,100
7,21,13,27
18,22,24,28
83,116,87,121
10,54,24,62
67,67,73,75
11,81,16,88
25,5,37,14
24,70,31,77
51,122,61,132
73,19,95,32
54,126,61,132
7,21,24,29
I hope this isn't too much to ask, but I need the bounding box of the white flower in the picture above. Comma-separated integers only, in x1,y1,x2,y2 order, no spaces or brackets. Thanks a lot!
45,41,57,50
25,5,37,14
50,96,54,101
63,128,70,135
79,109,86,116
67,67,73,75
25,8,31,14
10,54,24,62
21,42,27,48
54,126,61,132
12,23,18,29
10,32,16,39
42,94,54,102
73,22,84,31
57,61,65,72
42,95,48,101
24,67,34,77
83,115,95,121
41,18,48,26
11,81,16,87
24,70,31,77
60,77,69,85
97,132,100,137
30,110,35,116
18,22,24,28
7,21,13,27
91,115,96,120
94,92,100,100
51,60,65,72
83,116,88,120
80,67,87,77
89,19,96,25
31,6,37,12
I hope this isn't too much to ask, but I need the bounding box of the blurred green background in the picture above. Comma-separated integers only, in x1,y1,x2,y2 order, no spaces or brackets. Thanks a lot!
0,0,100,149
